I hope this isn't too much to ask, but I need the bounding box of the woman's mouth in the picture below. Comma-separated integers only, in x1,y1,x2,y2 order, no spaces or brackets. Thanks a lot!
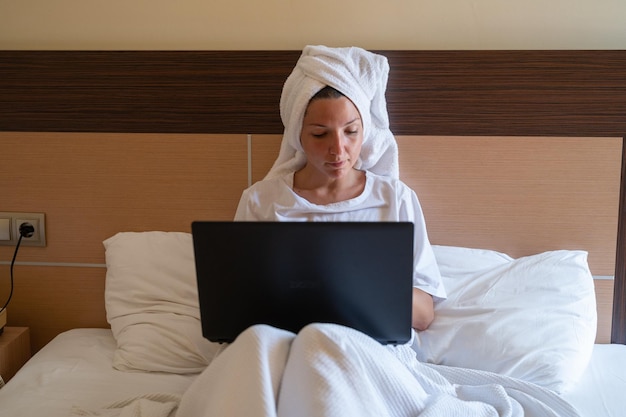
326,159,348,169
327,160,347,169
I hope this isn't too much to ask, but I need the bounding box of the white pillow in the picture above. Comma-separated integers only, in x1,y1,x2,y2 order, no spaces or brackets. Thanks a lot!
104,231,220,374
413,245,597,393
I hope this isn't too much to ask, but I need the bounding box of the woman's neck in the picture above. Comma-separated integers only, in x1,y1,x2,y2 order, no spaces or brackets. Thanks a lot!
292,168,366,205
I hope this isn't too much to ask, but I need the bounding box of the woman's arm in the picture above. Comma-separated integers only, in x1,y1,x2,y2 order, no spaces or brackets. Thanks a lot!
412,288,435,331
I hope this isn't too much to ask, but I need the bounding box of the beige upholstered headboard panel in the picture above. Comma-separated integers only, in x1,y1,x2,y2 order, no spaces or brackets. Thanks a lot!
398,136,620,274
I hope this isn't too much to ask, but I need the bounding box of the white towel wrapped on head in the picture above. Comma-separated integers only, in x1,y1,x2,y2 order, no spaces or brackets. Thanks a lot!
265,45,399,180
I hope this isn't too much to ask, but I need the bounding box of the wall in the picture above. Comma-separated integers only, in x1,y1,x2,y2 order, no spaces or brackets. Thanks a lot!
1,0,626,50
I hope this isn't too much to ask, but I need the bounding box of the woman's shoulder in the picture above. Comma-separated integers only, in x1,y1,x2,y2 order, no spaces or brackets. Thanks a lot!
365,171,414,194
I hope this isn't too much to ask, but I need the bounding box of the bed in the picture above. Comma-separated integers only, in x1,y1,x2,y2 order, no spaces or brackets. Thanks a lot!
0,50,625,416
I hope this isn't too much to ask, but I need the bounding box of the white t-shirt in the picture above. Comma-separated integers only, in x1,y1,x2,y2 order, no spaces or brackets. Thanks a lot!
234,170,446,299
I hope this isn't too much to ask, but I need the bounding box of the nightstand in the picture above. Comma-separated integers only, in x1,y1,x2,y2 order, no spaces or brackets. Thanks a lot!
0,327,31,385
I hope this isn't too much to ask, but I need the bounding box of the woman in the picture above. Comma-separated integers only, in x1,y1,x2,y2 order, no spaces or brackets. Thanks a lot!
176,45,447,416
176,45,579,417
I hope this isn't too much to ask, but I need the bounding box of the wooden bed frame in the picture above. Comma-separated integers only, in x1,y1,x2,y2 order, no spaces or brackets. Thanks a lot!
0,50,625,349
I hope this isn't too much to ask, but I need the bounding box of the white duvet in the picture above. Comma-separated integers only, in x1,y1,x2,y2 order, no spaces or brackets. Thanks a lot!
71,324,580,417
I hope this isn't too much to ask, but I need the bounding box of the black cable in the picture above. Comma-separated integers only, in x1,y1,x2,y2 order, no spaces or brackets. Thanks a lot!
0,234,22,314
1,223,34,314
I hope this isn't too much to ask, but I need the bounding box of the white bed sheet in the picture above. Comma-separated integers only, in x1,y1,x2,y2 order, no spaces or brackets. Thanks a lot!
0,328,196,417
0,328,625,417
562,343,626,417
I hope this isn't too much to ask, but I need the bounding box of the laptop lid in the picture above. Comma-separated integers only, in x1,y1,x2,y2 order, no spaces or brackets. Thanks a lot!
191,221,414,345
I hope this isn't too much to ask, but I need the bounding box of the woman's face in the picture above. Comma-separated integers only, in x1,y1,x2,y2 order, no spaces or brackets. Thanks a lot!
300,96,364,180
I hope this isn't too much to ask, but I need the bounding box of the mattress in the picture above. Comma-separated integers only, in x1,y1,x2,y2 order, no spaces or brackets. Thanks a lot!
0,328,196,417
0,328,625,417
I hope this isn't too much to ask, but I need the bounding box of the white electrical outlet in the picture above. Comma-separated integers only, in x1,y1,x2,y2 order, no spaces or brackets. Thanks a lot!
0,218,10,241
0,212,46,247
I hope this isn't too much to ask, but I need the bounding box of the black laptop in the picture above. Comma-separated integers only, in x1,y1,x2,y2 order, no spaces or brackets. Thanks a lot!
191,221,414,345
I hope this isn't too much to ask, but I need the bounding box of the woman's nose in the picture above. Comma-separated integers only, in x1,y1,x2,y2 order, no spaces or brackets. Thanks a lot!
328,132,344,155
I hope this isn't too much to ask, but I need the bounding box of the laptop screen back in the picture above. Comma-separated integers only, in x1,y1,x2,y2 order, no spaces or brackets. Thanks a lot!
191,221,414,345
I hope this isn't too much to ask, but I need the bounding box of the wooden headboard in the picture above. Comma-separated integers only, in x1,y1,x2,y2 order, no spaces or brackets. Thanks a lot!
0,50,625,351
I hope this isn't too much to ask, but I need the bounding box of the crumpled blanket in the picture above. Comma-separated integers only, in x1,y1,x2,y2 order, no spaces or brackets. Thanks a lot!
175,324,581,417
73,324,581,417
